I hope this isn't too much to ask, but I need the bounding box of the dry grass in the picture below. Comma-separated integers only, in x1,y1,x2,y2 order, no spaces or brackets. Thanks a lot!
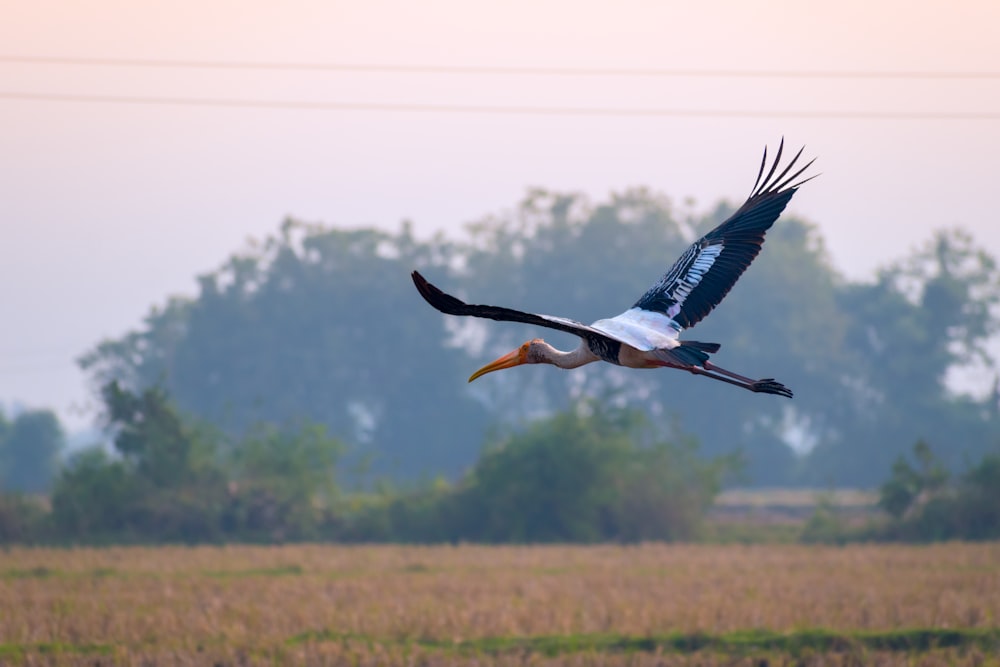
1,543,997,665
713,488,878,509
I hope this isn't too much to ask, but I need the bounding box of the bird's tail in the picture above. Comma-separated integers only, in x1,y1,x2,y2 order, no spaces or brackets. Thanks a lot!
680,340,721,354
660,340,721,367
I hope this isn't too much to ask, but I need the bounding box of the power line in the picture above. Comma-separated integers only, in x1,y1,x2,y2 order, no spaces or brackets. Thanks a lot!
2,55,999,80
1,91,998,119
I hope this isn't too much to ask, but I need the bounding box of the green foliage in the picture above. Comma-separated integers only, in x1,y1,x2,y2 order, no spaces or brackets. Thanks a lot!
6,385,999,545
878,440,948,519
876,442,1000,541
458,404,730,542
0,493,47,544
49,382,345,543
344,403,732,543
0,408,64,493
225,423,343,540
29,385,728,544
102,381,218,488
799,493,850,544
951,453,1000,539
50,447,134,539
460,405,633,542
339,479,460,543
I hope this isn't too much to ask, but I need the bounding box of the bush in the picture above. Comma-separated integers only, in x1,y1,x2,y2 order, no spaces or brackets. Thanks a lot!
877,443,1000,541
48,383,344,544
448,403,730,543
338,479,460,542
50,447,135,540
799,493,851,544
0,493,47,544
336,402,730,544
224,423,343,541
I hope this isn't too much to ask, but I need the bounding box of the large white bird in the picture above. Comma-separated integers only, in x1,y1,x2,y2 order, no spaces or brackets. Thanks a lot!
412,140,816,398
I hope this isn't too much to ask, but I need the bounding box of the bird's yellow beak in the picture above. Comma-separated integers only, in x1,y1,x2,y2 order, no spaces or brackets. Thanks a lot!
468,346,528,382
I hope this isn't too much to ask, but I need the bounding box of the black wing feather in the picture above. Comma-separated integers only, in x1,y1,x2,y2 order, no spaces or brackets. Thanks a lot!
411,271,623,348
632,139,816,330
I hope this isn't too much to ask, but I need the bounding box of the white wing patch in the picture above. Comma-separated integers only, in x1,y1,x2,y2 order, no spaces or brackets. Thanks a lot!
538,314,592,330
666,242,724,320
590,308,682,351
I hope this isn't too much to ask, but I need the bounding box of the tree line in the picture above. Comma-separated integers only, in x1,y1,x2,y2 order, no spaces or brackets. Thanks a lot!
1,381,997,545
0,382,729,544
77,188,1000,487
3,185,999,547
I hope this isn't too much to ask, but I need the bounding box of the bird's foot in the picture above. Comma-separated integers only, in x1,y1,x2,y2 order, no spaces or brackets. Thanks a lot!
751,378,793,398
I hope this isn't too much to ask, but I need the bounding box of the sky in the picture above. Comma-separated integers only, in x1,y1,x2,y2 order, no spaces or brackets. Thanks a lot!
1,0,999,431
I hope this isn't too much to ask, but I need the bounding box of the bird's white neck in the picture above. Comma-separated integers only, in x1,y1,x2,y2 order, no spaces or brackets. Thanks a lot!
535,340,600,370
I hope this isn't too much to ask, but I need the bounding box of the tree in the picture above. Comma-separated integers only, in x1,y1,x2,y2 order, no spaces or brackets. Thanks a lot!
803,229,1000,485
101,381,218,488
0,409,64,494
82,221,490,480
50,382,227,542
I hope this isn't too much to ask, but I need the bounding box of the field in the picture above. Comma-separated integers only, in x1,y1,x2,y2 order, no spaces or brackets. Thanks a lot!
1,543,998,665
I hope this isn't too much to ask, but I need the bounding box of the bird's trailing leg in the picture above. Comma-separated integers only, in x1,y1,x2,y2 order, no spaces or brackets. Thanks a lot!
690,365,793,398
650,349,793,398
703,361,758,385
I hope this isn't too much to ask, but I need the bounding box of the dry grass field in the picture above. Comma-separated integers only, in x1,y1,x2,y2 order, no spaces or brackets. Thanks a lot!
1,543,998,665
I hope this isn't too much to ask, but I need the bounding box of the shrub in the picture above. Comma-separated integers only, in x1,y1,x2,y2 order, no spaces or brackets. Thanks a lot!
877,443,1000,541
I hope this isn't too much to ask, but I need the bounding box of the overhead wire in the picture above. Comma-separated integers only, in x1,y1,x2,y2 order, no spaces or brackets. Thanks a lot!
0,91,997,119
2,55,1000,79
1,54,997,119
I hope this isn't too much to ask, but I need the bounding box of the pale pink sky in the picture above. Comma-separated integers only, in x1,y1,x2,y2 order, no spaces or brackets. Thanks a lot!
2,0,999,429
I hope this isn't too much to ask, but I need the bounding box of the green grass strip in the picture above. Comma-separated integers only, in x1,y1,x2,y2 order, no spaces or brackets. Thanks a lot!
3,628,994,660
202,564,304,578
1,566,119,580
290,627,1000,657
1,566,57,579
0,642,113,660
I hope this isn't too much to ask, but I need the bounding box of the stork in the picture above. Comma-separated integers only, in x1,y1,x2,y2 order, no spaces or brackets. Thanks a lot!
412,140,816,398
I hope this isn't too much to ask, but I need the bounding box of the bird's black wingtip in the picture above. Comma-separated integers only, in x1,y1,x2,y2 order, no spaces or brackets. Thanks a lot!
751,139,818,198
411,270,439,305
410,269,468,315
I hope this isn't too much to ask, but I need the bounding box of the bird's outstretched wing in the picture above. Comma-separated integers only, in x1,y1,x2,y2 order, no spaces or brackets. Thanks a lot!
632,139,817,331
411,270,624,348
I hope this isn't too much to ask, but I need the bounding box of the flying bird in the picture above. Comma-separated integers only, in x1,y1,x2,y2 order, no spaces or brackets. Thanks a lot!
412,140,816,398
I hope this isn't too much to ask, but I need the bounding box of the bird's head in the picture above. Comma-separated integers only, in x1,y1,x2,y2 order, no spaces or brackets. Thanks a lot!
468,338,549,382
